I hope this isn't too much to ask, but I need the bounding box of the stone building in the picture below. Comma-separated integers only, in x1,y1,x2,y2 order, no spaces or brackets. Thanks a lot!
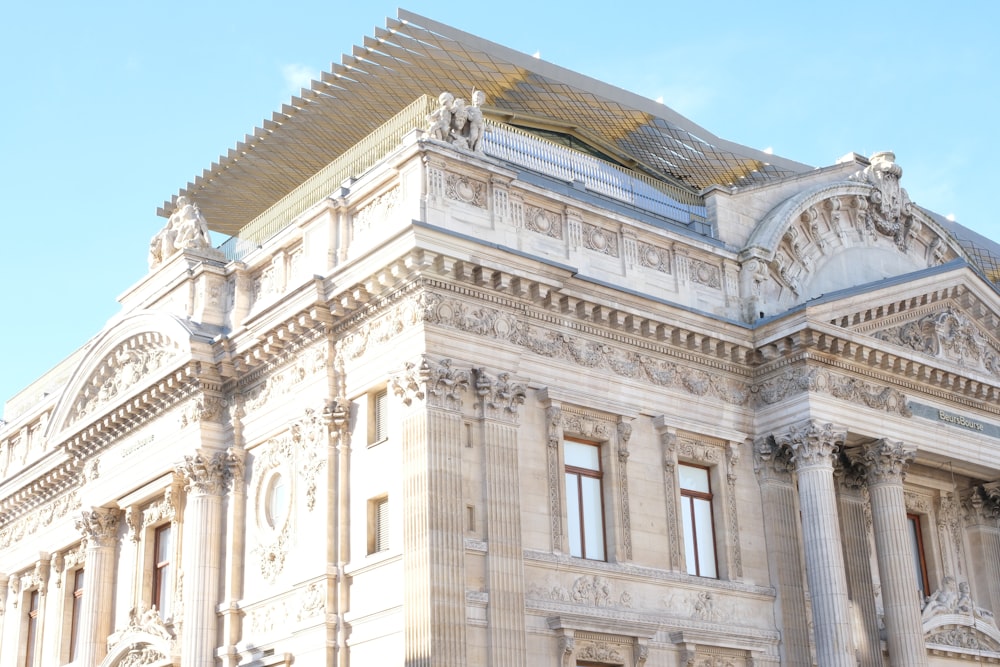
3,9,1000,667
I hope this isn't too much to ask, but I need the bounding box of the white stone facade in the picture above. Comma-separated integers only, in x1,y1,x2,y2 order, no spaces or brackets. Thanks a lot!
3,12,1000,667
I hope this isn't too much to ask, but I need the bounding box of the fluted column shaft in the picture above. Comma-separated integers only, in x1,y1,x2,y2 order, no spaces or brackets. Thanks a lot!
74,507,120,667
777,421,855,667
475,369,527,667
396,358,468,667
177,451,233,667
966,484,1000,619
857,439,927,667
753,438,811,667
837,482,884,667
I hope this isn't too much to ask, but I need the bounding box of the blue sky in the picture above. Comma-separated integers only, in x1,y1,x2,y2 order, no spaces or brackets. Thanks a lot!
2,1,999,410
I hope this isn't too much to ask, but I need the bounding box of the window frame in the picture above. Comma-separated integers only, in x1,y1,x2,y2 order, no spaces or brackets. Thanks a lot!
151,523,173,619
563,437,607,562
678,462,719,579
369,388,389,446
23,588,40,667
67,568,84,663
367,495,390,555
908,512,931,600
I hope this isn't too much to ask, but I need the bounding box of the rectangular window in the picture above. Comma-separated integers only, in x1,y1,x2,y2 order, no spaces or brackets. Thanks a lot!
372,389,388,444
679,463,718,578
908,513,930,600
69,569,84,662
24,590,39,667
564,439,606,561
152,524,173,619
368,496,389,554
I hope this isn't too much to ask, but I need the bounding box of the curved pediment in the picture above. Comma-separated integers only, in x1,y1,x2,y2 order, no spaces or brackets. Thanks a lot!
47,311,206,441
738,153,968,321
924,613,1000,658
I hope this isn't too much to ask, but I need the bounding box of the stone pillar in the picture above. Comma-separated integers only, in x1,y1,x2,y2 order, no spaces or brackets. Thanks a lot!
74,507,120,667
963,484,1000,620
176,450,236,667
775,420,855,667
392,357,469,667
853,439,927,667
474,368,528,667
753,436,811,667
836,464,884,667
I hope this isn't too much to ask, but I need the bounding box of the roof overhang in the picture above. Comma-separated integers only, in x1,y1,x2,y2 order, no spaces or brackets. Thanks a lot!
160,9,811,236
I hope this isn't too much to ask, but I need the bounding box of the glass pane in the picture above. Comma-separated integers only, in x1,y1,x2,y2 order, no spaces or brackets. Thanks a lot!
682,497,697,575
908,517,925,598
156,525,172,563
580,476,605,560
678,464,710,493
564,440,600,471
565,473,582,557
266,474,289,528
693,498,717,578
157,566,173,618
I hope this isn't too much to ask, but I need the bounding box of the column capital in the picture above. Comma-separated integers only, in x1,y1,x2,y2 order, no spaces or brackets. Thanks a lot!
176,449,239,496
773,419,845,470
752,435,795,481
75,507,120,548
473,367,526,423
849,438,915,485
391,356,470,411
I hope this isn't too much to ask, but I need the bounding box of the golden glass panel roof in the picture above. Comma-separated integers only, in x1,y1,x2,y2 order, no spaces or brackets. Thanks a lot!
161,9,811,236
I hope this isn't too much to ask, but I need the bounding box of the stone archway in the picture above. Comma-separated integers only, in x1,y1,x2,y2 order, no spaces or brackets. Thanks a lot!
737,153,967,321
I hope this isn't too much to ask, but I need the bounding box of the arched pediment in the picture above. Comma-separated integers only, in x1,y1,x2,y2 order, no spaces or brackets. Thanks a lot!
99,633,174,667
46,311,206,442
923,613,1000,658
737,153,968,321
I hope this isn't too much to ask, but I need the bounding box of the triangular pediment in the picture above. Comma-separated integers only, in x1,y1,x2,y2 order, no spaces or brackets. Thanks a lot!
794,262,1000,386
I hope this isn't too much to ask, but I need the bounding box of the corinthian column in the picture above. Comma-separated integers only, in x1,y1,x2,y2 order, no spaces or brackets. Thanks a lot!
474,368,527,667
74,507,120,667
753,436,811,667
176,450,237,667
775,420,855,667
851,439,926,667
392,357,469,667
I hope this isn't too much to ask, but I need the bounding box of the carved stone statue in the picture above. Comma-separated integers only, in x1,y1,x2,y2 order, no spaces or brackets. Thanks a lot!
425,92,454,141
149,196,212,269
922,576,958,621
424,89,487,153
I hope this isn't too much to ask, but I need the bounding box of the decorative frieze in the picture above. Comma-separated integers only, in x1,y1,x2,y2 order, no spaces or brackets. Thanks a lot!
582,222,620,257
524,205,563,239
0,489,80,549
752,366,911,416
873,306,1000,375
243,342,328,411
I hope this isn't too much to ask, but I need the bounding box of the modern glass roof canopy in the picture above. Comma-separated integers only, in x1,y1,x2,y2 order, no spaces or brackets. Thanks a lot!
160,9,811,237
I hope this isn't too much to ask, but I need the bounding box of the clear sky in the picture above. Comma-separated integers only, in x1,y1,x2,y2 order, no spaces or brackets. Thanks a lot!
2,1,999,411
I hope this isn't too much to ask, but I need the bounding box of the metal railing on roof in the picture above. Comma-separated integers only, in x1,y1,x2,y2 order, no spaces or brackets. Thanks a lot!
219,95,437,260
482,122,708,233
218,96,711,261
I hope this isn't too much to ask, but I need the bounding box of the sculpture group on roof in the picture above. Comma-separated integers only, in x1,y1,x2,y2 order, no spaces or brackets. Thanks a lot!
424,89,487,152
148,196,213,269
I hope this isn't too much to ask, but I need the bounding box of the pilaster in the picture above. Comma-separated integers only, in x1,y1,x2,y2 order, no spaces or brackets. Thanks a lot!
474,367,527,667
391,357,469,667
964,483,1000,620
850,438,926,667
752,435,811,667
774,420,855,667
74,506,121,667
